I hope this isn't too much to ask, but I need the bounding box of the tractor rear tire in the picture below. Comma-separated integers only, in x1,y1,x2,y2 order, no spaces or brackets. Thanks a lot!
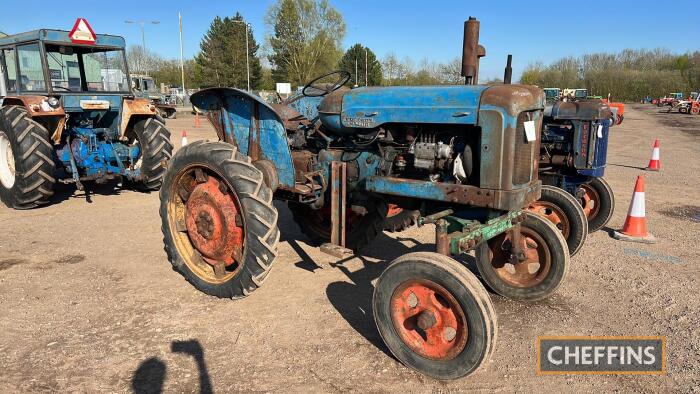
384,204,420,232
289,200,387,253
527,185,588,256
579,177,615,233
160,141,279,299
474,212,569,301
131,117,173,191
0,105,55,209
373,252,497,380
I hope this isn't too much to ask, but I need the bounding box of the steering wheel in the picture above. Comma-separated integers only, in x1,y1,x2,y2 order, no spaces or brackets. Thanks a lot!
302,70,351,97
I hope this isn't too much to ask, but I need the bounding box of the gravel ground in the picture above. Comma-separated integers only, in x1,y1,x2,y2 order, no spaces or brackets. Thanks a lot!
0,104,698,393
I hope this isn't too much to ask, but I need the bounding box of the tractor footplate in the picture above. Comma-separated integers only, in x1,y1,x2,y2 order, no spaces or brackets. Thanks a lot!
428,210,526,256
319,243,353,258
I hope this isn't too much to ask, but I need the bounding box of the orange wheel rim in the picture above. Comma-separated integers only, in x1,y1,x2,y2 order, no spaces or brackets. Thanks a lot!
390,280,468,360
580,184,600,220
486,228,552,288
527,201,570,238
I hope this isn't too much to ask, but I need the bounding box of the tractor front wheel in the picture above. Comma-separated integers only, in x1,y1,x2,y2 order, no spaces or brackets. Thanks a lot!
373,252,497,379
526,185,588,256
579,177,615,233
160,141,279,298
0,105,55,209
384,204,420,232
130,118,173,191
474,212,569,301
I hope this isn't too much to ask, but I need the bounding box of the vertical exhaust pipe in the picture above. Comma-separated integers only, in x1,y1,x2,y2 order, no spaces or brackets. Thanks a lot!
461,17,486,85
504,54,512,84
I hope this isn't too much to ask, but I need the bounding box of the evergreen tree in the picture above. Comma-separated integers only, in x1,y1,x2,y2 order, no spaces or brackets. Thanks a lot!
338,44,382,86
195,13,263,89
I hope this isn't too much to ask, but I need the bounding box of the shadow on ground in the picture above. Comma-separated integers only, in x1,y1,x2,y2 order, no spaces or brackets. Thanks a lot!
132,339,213,394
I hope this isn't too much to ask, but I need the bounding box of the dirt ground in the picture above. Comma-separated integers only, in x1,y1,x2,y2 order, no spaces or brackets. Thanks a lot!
1,105,699,393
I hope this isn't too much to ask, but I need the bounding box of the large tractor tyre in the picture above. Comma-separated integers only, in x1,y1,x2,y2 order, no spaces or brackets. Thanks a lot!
384,204,420,232
160,141,279,299
289,199,387,253
579,177,615,233
373,252,497,380
691,107,700,115
0,105,55,209
616,114,624,125
474,212,569,301
526,185,588,256
131,117,173,191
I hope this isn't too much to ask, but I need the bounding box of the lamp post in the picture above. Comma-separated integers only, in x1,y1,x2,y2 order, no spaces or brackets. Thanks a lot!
124,19,160,75
231,20,250,92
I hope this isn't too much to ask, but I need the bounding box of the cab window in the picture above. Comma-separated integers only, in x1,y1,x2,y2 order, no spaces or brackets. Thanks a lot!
17,43,46,92
1,48,17,92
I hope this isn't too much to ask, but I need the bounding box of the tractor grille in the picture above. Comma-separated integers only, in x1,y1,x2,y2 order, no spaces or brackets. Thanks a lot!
512,112,536,185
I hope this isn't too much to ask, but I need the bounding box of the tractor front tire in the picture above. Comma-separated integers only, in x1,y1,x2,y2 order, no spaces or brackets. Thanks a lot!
0,105,55,209
131,117,173,191
474,212,569,301
160,141,279,298
527,185,588,256
579,177,615,233
373,252,497,379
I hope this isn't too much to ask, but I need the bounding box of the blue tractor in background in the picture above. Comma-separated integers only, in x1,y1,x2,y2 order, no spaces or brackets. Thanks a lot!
0,19,173,209
159,17,570,380
537,100,615,233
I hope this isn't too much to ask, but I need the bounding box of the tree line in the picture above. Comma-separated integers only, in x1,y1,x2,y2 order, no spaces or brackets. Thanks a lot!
521,49,700,101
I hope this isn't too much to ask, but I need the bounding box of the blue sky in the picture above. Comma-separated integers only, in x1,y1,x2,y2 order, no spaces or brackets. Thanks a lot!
1,0,698,80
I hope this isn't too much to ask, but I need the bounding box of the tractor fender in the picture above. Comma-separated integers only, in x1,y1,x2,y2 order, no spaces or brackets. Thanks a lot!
191,88,295,188
120,98,157,138
1,95,65,143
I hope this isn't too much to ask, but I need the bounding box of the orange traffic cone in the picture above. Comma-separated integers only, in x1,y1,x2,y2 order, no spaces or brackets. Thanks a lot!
613,175,656,243
194,113,201,128
646,139,660,171
181,130,188,147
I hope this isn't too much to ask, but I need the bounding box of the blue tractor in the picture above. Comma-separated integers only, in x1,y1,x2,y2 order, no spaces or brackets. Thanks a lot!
159,17,569,379
0,19,173,209
537,100,615,234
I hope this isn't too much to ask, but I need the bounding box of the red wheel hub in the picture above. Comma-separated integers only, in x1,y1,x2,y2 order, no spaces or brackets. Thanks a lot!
390,280,468,360
185,176,244,267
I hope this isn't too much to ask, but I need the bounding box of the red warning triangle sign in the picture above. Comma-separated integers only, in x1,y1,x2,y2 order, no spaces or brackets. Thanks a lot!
69,18,96,45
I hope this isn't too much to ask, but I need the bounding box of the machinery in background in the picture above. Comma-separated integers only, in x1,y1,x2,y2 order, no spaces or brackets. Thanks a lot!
0,19,172,209
131,74,178,119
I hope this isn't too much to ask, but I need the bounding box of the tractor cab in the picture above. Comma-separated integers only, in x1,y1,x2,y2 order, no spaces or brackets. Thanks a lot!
0,19,172,209
543,88,561,102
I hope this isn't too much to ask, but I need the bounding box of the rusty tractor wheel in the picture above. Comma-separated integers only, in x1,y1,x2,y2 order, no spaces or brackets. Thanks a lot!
474,212,569,301
373,252,497,380
526,185,588,256
0,105,55,209
160,141,279,298
579,177,615,233
691,107,700,115
384,204,420,232
288,199,387,253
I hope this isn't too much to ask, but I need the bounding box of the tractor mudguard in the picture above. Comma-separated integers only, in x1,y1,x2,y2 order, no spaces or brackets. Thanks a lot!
191,88,295,188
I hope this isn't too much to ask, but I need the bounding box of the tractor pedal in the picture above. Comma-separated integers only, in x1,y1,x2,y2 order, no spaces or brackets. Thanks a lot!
320,243,353,259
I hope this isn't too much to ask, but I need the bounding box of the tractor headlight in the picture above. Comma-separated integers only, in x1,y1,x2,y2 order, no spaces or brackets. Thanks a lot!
47,97,60,108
